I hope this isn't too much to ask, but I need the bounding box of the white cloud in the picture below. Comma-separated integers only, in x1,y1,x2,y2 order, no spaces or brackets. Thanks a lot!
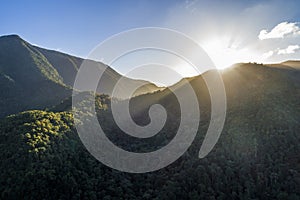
262,50,274,58
258,22,300,40
262,45,300,59
163,1,300,66
277,45,300,55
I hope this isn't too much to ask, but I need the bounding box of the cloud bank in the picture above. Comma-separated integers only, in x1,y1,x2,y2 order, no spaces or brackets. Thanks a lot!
258,22,300,40
263,45,300,59
278,45,300,55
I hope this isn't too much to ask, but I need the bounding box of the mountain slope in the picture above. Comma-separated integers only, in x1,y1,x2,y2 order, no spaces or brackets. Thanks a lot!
0,35,161,117
36,44,162,97
0,35,71,117
0,62,299,199
281,60,300,70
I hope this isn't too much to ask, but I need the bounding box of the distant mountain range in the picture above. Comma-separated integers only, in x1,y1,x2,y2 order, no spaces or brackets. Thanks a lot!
1,34,299,118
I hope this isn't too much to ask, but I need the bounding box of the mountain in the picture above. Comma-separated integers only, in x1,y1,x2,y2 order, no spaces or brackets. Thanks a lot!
280,60,300,70
0,60,299,199
0,35,71,117
0,34,299,200
0,35,161,117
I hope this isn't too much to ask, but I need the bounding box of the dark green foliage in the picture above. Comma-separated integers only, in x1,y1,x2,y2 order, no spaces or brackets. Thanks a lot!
0,62,299,199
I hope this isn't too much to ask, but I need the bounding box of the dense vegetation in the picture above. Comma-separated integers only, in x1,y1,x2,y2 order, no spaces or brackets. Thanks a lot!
0,62,299,199
0,35,299,199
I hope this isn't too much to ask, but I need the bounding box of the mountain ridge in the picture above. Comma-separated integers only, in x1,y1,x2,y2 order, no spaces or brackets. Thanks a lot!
0,34,162,117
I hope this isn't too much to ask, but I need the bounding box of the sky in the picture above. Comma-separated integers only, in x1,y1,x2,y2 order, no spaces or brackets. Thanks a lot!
1,0,300,84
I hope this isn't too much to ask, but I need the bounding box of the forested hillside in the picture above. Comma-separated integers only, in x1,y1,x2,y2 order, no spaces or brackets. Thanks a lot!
0,61,299,199
0,35,161,118
0,35,71,117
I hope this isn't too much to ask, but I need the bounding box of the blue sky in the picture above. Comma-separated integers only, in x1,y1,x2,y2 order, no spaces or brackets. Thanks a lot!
1,0,300,82
1,0,178,56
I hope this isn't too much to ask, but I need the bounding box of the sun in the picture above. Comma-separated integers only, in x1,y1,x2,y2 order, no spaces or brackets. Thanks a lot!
201,37,257,69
